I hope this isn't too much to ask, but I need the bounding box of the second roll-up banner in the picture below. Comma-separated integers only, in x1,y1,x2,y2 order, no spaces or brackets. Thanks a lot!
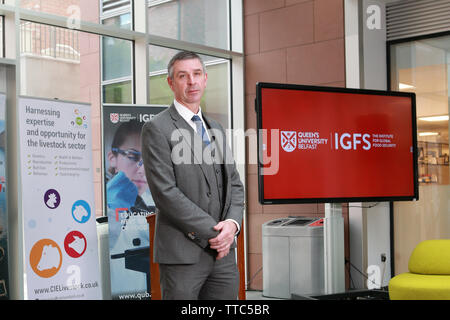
102,105,166,300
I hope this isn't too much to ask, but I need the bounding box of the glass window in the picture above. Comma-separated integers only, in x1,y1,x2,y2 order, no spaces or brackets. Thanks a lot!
102,13,132,81
101,13,133,102
148,0,230,50
148,45,230,130
391,36,450,186
20,22,80,61
20,0,100,23
103,80,132,104
101,0,131,18
390,34,450,273
102,12,132,29
101,36,132,81
18,21,132,216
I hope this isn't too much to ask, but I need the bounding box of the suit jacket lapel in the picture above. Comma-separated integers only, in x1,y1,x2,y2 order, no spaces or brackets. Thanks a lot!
169,104,214,189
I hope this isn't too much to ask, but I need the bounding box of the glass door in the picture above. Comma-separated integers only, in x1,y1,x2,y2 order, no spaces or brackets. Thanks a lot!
390,34,450,273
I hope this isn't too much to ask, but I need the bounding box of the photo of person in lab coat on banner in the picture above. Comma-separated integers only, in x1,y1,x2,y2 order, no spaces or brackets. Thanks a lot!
103,105,165,300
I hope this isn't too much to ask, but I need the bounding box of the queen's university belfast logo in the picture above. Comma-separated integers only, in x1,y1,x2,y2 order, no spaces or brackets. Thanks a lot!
281,131,297,152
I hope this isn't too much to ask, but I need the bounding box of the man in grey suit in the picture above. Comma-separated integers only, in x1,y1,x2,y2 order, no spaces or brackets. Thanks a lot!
141,51,244,300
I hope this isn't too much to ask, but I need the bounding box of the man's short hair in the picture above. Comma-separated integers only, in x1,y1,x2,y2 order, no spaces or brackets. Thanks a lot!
167,51,206,79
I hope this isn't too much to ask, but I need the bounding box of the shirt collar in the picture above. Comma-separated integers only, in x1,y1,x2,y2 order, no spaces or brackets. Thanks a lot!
173,99,205,124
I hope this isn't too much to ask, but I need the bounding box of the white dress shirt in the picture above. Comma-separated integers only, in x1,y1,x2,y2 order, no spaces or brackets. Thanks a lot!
173,99,211,141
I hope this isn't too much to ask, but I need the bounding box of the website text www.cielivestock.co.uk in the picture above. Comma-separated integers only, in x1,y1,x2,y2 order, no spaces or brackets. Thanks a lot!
33,280,99,299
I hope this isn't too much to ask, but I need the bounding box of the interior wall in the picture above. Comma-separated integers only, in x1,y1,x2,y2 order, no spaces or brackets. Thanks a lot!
243,0,347,290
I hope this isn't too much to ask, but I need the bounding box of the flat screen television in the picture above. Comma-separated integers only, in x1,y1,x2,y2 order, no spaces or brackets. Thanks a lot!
256,82,418,204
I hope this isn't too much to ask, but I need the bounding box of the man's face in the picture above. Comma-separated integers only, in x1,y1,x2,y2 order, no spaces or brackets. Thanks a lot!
167,58,207,112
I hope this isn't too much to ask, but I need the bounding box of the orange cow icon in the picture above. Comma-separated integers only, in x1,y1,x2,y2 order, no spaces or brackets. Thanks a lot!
29,239,62,278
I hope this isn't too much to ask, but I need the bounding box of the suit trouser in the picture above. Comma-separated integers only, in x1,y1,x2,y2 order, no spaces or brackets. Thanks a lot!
159,248,239,300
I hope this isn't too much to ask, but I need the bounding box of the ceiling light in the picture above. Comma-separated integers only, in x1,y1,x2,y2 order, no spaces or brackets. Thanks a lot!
399,83,415,90
419,115,449,122
419,132,439,137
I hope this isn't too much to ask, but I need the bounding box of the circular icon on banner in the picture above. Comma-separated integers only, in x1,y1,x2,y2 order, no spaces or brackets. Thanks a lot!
44,189,61,209
71,200,91,224
64,231,87,258
29,239,62,278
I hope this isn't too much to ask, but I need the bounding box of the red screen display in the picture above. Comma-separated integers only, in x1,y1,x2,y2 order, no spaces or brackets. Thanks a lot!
257,83,418,204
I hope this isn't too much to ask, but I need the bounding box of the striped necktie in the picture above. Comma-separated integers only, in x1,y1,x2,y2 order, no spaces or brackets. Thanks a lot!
191,115,210,146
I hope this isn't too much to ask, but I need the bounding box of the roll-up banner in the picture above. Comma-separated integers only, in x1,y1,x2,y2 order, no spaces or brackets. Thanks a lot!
0,93,8,300
102,105,165,300
19,96,101,300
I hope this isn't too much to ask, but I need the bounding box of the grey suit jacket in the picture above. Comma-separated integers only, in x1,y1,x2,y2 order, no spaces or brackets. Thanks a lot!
141,104,244,264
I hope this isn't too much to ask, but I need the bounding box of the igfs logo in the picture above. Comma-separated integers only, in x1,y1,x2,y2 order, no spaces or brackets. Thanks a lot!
333,133,371,150
281,131,297,152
